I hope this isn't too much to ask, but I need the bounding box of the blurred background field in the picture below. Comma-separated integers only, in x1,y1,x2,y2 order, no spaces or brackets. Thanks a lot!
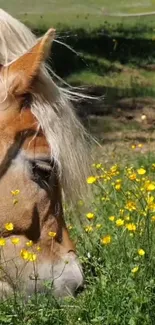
2,0,155,32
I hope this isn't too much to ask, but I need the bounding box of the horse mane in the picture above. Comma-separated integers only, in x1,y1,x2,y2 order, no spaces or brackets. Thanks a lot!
0,9,91,203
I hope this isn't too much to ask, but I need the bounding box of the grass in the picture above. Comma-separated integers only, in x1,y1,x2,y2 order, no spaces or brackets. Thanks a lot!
2,1,155,94
1,144,155,324
66,57,155,98
1,0,155,34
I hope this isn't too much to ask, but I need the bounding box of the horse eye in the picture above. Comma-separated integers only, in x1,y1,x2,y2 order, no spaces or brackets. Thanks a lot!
29,159,56,190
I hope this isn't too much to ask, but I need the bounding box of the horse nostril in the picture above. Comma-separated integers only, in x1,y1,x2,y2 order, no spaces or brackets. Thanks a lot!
75,284,84,296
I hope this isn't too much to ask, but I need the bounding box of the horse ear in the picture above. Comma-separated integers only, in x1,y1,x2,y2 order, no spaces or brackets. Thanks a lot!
2,28,55,95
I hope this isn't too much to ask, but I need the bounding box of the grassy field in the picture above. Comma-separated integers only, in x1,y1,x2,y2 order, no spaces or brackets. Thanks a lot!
1,1,155,93
1,144,155,324
1,0,155,31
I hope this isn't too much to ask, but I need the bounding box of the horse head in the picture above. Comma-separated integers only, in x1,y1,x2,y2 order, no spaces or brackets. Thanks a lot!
0,10,90,298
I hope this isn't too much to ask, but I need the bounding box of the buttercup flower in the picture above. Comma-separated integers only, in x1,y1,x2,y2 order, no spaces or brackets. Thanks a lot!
20,249,37,262
146,183,155,191
137,168,146,175
0,238,6,246
109,216,115,222
131,266,139,273
138,249,145,256
110,165,118,173
101,235,111,245
86,213,95,220
85,226,93,233
20,249,29,260
115,183,121,191
28,253,37,262
110,165,119,176
125,201,136,211
126,223,136,231
5,223,14,231
116,219,124,227
87,176,96,184
96,163,102,169
26,240,33,247
129,173,137,181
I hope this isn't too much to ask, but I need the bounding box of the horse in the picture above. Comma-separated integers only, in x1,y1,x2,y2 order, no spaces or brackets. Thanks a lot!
0,9,90,298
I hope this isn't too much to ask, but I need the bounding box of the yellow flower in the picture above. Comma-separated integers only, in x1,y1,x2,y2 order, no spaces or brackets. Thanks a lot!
11,237,20,245
131,266,139,273
110,165,119,176
96,163,102,169
36,246,41,252
87,176,96,184
48,231,56,238
101,235,111,245
116,219,124,227
109,216,115,222
147,196,154,204
86,213,95,220
85,226,93,233
126,223,136,231
5,223,14,231
115,183,121,191
138,249,145,256
137,168,146,175
146,183,155,191
0,238,6,246
138,144,143,148
110,165,118,173
11,189,20,196
26,240,33,247
129,173,137,181
20,249,29,260
151,216,155,222
96,223,102,229
131,145,136,149
28,252,37,262
20,249,37,262
125,201,136,211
